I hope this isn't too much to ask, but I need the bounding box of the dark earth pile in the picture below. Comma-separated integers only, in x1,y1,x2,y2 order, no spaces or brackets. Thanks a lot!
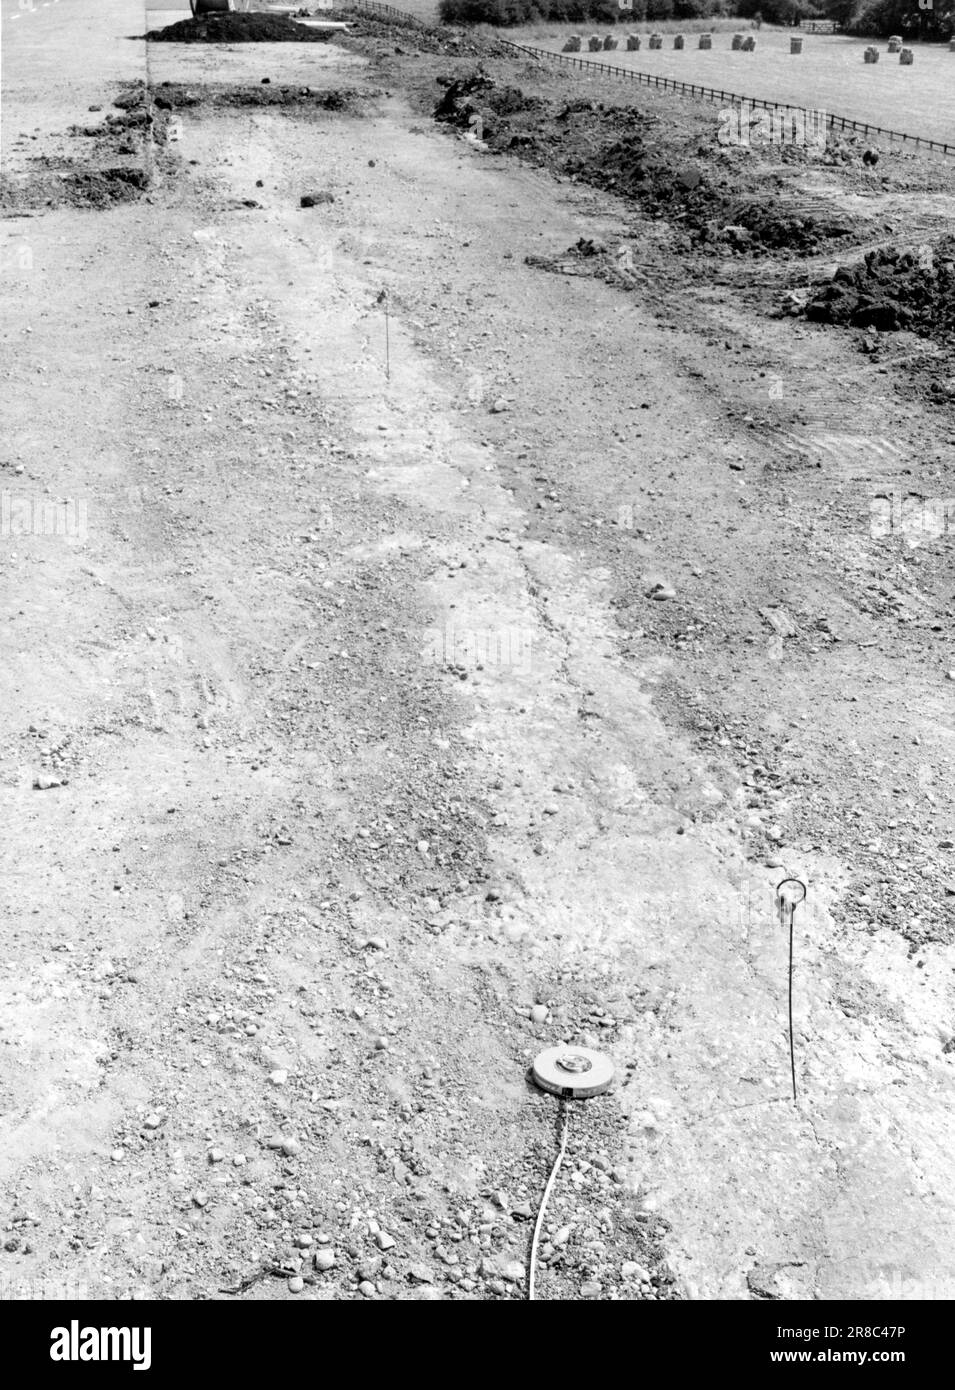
805,240,955,338
60,166,150,206
146,9,510,57
434,71,544,125
434,74,853,258
69,107,154,139
589,138,852,254
0,165,149,212
145,13,332,42
342,11,516,57
149,81,361,111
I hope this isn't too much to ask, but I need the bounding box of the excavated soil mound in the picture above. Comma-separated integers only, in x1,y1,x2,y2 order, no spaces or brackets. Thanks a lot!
434,75,852,258
344,13,515,58
0,166,149,213
150,81,361,111
805,240,955,338
145,14,333,43
145,10,509,57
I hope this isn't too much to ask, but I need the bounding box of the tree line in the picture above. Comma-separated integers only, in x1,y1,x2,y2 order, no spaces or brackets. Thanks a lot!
437,0,954,38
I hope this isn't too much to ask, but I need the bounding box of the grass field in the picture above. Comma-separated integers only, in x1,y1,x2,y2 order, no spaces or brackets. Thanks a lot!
497,26,955,146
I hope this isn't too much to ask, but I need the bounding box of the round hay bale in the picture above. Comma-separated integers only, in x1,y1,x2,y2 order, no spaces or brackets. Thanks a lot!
887,38,901,52
587,35,602,51
674,34,685,49
741,34,756,50
603,35,618,49
864,46,879,63
949,37,955,50
562,35,582,53
900,47,914,64
731,33,744,50
790,36,802,53
649,33,663,49
627,34,641,50
698,33,712,49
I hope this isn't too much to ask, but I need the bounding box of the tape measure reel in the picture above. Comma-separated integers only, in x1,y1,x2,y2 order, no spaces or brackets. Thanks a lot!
531,1045,614,1099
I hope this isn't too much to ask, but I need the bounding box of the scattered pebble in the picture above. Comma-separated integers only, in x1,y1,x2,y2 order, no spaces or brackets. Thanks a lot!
33,774,66,791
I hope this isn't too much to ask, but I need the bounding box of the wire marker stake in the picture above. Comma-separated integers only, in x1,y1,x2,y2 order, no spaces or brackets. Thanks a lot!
376,287,390,381
776,877,807,1104
528,1046,615,1300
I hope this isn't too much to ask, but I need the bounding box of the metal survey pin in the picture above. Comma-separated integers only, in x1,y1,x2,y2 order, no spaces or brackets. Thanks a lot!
376,288,390,382
776,878,807,1104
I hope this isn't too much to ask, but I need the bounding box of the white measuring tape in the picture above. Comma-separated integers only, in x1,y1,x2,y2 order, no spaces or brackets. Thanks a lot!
528,1046,614,1300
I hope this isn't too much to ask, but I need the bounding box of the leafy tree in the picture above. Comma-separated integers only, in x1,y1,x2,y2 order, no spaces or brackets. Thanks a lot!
849,0,954,35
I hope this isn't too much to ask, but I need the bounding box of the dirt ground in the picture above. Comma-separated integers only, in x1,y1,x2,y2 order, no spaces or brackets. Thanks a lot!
2,3,955,1303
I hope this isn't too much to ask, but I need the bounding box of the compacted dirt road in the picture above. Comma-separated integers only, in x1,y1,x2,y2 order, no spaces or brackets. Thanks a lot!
1,4,954,1301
